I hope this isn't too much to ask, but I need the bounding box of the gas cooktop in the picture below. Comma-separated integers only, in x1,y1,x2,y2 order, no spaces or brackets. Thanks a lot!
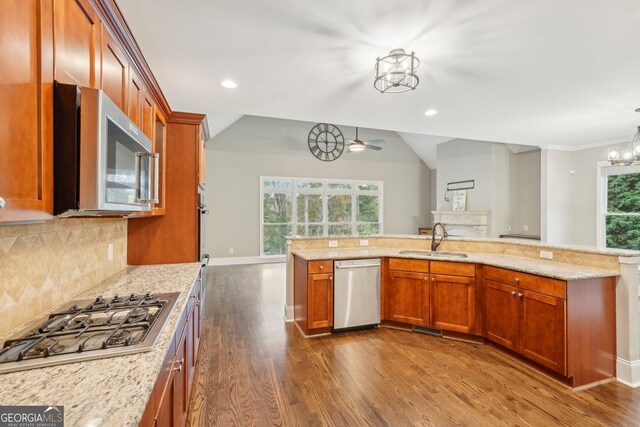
0,292,180,374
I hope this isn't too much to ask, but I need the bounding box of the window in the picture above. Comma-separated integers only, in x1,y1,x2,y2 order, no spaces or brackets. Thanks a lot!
260,177,383,256
597,163,640,250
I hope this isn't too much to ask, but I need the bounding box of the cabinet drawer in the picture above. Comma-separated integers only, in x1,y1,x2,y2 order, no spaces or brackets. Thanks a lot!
389,258,429,273
308,260,333,274
430,261,475,277
483,266,566,299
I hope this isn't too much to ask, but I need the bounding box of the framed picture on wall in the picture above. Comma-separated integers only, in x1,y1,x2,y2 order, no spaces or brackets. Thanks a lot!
452,190,467,212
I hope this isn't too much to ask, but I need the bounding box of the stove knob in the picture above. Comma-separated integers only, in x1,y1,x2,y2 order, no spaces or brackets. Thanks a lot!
144,291,154,300
129,293,138,301
112,294,122,303
95,296,105,304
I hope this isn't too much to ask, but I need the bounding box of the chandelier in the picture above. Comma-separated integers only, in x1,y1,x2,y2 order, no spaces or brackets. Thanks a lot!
374,49,419,94
608,109,640,166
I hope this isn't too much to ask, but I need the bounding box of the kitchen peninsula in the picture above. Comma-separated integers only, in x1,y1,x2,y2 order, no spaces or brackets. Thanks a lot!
285,235,640,389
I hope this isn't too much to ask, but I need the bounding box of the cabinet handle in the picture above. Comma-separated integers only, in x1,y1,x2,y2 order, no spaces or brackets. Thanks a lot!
431,277,435,282
194,300,200,307
517,293,523,298
510,291,516,296
514,277,520,283
320,265,324,269
173,358,184,372
0,197,4,209
329,276,333,280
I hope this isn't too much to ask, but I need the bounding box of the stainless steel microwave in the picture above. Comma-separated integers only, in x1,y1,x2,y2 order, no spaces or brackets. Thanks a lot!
54,82,159,217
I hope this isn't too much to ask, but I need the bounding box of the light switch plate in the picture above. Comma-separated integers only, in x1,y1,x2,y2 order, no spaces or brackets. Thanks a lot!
108,243,114,261
328,240,339,248
539,250,553,260
360,239,369,246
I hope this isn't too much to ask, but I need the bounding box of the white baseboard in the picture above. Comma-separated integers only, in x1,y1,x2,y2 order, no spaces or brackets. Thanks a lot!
616,357,640,387
283,304,294,322
207,256,285,266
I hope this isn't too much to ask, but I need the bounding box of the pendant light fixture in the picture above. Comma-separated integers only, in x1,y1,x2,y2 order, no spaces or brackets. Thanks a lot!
608,109,640,166
374,49,419,94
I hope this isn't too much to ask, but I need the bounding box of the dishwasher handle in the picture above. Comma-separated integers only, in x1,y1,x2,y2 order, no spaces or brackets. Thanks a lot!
335,263,381,269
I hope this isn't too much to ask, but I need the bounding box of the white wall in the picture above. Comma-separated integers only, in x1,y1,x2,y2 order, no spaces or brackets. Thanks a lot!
205,115,432,258
540,145,608,246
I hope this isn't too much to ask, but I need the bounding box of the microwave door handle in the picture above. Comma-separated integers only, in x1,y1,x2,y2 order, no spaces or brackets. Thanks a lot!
135,152,159,204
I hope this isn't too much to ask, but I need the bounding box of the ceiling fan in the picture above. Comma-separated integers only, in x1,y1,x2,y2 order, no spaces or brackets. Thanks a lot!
347,127,385,152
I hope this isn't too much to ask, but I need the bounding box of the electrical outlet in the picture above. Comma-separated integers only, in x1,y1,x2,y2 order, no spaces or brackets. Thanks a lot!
506,225,512,232
108,243,113,261
229,248,234,255
360,239,369,247
523,225,529,232
539,250,553,260
328,240,339,248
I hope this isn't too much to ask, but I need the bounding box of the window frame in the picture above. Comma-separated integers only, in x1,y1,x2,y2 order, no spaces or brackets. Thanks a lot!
596,161,640,249
260,176,384,258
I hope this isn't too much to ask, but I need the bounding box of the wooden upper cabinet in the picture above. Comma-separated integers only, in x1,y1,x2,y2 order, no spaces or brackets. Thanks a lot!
142,86,155,138
100,29,127,111
53,0,101,88
197,125,206,188
128,65,144,127
0,0,53,222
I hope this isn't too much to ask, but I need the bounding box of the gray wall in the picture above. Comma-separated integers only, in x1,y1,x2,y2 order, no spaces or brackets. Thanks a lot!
510,150,541,236
205,115,432,258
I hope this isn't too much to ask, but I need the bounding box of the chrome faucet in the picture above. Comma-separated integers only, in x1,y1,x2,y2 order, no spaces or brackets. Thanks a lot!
431,222,448,252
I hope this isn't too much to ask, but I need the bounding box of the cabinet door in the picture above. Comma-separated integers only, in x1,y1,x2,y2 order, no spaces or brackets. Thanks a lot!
0,0,53,222
100,30,127,111
430,274,475,333
128,66,144,127
387,271,429,326
142,86,155,138
520,290,566,374
53,0,101,88
173,322,191,427
484,280,519,351
154,370,176,427
307,273,333,329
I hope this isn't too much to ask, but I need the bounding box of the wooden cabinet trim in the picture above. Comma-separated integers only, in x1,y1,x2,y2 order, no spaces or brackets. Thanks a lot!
430,261,475,277
388,258,429,273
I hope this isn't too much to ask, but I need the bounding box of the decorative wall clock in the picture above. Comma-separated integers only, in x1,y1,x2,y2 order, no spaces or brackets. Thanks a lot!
308,123,345,162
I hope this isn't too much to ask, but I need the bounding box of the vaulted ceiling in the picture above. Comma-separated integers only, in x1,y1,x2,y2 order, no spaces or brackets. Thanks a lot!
118,0,640,151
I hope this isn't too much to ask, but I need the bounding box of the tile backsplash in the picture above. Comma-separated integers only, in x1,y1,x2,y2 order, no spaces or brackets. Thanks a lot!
0,218,127,337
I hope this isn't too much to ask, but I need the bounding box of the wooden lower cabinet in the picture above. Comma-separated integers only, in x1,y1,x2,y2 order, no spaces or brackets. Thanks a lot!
294,257,334,335
386,270,429,326
139,278,204,427
483,264,568,377
430,274,475,333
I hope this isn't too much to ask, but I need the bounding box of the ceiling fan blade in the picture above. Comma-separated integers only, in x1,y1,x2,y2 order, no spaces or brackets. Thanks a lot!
365,139,386,145
365,144,383,151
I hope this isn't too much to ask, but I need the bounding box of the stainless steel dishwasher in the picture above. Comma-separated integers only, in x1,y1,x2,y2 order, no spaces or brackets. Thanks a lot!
333,258,381,331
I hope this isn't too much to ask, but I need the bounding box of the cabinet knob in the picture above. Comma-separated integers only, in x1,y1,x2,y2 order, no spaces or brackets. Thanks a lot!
0,197,5,209
514,277,520,283
431,277,435,282
173,358,184,372
329,276,332,280
320,265,324,269
517,293,523,298
510,291,516,296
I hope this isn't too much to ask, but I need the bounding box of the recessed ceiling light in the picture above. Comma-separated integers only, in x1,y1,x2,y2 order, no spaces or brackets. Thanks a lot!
424,109,438,116
221,79,238,89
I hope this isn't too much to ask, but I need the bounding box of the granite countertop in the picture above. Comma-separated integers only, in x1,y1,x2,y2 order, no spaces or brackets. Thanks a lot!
291,248,620,280
285,234,640,257
0,262,202,427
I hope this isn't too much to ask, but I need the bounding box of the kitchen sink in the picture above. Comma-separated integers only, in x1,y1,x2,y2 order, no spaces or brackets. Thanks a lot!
398,250,468,258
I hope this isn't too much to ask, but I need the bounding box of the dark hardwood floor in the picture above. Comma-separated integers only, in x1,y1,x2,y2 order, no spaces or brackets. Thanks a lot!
187,264,640,426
